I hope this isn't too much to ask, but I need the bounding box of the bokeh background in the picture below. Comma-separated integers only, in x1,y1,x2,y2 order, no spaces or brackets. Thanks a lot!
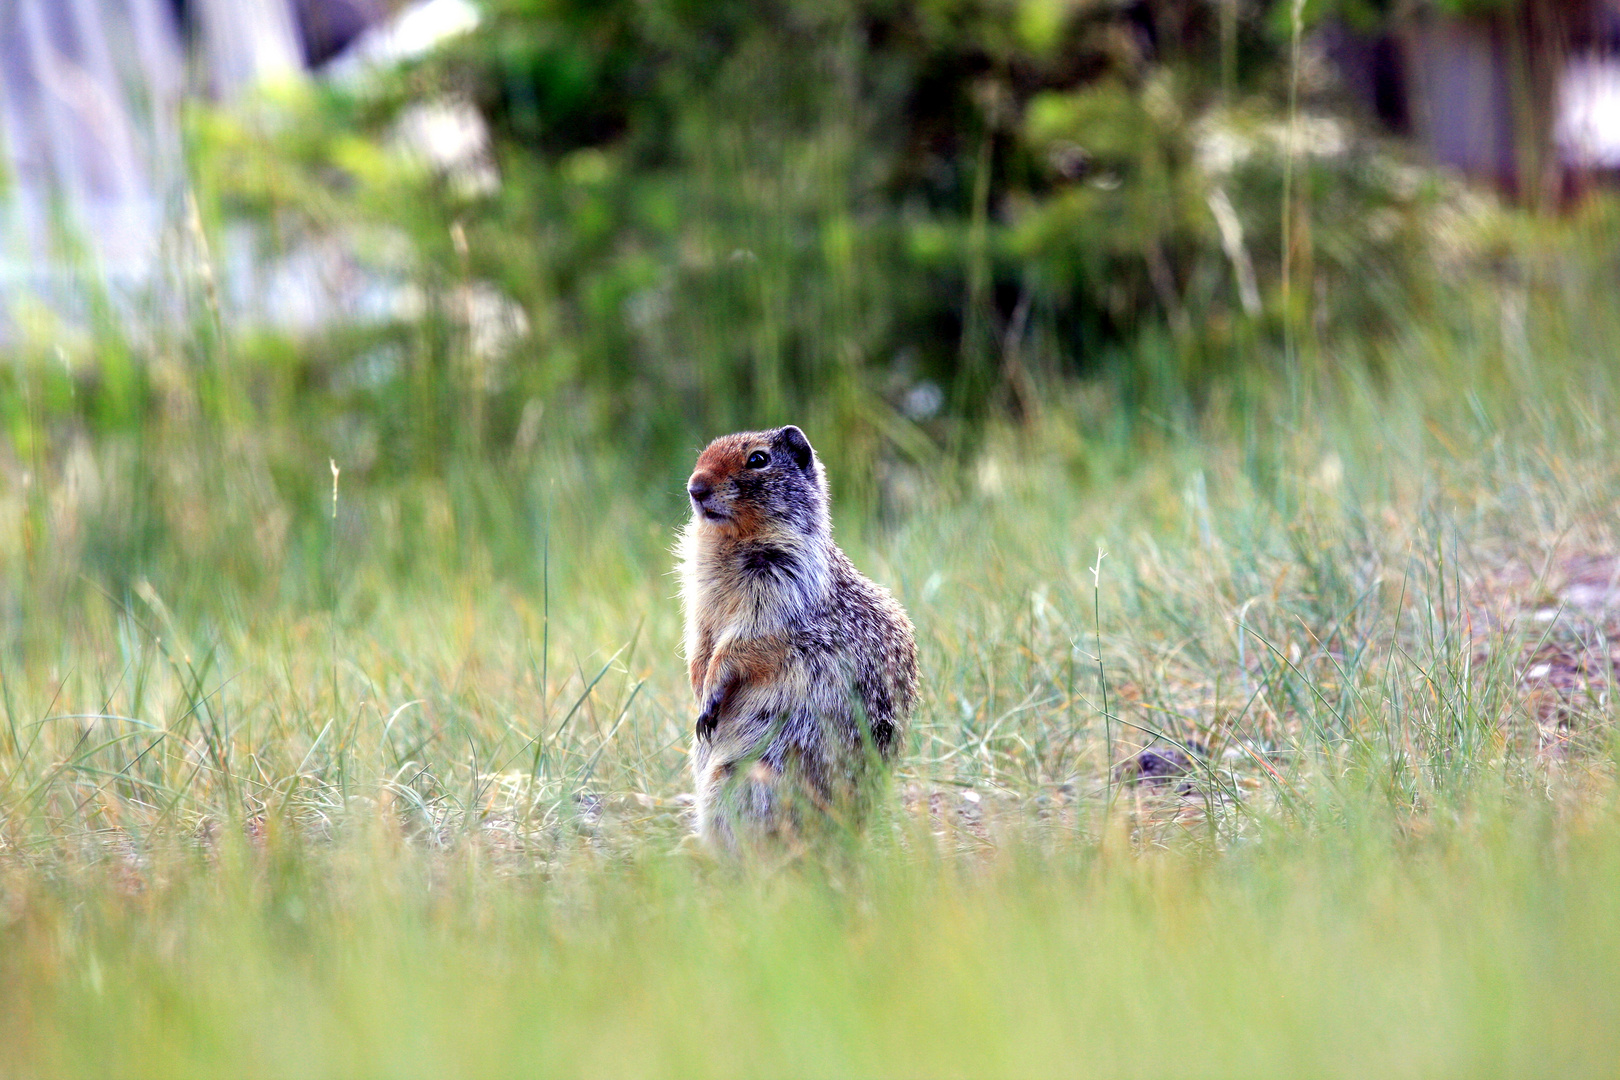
7,0,1619,552
7,3,1620,1076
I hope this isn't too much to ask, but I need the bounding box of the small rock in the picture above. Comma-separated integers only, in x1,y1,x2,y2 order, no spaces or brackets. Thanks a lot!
1115,743,1204,786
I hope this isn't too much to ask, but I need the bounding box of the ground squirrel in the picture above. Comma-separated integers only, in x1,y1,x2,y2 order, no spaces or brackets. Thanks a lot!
678,425,918,849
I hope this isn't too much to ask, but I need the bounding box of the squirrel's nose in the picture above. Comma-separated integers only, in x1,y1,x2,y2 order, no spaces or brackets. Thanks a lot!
687,478,713,503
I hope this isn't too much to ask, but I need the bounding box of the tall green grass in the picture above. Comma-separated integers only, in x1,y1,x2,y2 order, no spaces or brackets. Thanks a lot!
7,802,1620,1078
5,148,1620,1077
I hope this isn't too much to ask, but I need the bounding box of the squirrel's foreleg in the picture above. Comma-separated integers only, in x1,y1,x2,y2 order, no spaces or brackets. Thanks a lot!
694,636,785,741
696,667,737,740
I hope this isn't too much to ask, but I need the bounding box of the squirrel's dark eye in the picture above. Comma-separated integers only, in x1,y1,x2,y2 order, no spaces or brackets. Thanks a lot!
746,450,770,469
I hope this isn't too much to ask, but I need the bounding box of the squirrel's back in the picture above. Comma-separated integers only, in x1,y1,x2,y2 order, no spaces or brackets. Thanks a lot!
678,425,917,848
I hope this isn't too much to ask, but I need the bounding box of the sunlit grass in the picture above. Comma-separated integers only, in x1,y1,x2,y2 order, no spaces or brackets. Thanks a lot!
5,205,1620,1074
6,798,1620,1078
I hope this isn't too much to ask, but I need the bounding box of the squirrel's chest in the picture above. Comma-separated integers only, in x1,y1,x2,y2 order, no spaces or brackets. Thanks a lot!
687,570,778,646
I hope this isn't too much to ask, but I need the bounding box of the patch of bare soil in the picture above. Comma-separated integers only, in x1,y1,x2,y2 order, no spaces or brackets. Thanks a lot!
1472,551,1620,755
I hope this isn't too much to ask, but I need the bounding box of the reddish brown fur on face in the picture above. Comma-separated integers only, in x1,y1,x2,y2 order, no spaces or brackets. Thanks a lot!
691,435,751,482
688,434,770,538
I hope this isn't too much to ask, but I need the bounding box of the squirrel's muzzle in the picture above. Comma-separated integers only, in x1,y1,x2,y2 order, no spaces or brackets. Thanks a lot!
688,475,731,522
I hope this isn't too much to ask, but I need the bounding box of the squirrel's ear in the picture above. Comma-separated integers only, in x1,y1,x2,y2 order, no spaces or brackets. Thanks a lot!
778,425,814,471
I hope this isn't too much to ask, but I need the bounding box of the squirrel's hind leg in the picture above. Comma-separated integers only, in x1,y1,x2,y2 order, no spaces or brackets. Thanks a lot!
695,756,791,852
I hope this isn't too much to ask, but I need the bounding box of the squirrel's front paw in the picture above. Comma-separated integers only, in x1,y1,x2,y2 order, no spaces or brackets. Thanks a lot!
695,708,718,740
696,679,730,741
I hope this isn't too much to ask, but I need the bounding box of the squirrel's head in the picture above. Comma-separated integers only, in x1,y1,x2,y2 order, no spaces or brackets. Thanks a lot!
686,425,829,543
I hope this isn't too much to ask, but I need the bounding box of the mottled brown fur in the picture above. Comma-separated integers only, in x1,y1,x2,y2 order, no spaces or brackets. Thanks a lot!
677,425,918,849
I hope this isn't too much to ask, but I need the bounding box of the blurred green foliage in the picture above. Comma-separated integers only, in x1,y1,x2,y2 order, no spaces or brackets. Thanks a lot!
0,0,1581,621
171,0,1445,466
5,14,1620,1070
